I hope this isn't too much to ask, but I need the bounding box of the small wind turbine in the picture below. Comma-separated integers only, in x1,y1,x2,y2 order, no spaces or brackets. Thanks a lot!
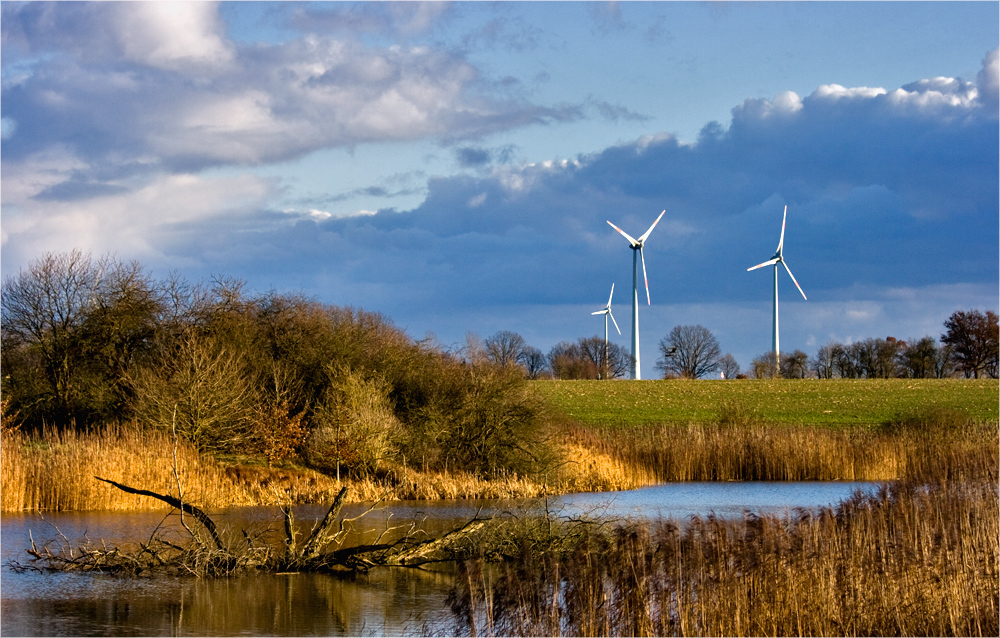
607,210,666,380
591,283,621,379
747,205,807,377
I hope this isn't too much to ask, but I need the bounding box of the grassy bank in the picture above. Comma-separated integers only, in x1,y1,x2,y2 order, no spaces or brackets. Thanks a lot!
4,413,995,511
3,379,997,512
535,378,999,426
0,424,644,512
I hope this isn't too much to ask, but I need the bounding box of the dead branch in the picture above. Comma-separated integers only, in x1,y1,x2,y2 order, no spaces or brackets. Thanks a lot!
298,485,348,558
94,476,224,550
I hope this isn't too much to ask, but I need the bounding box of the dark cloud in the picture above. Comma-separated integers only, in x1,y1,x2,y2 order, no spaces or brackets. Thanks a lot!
165,51,997,316
454,144,519,168
592,100,653,123
455,146,492,168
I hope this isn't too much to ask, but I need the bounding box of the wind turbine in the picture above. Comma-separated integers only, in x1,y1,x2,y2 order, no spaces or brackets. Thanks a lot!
607,210,666,380
591,283,621,379
747,205,807,377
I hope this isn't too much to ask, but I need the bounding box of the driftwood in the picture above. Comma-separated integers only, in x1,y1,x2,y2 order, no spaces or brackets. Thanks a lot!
13,476,495,577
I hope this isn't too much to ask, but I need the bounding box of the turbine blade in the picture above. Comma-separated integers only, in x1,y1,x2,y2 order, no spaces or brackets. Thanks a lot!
640,247,651,305
607,283,615,308
638,209,666,243
607,220,639,246
747,258,779,271
782,260,808,300
777,205,788,254
609,309,622,335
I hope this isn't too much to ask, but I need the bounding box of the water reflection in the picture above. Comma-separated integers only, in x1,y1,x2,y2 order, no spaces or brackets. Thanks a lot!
2,482,879,636
2,568,457,636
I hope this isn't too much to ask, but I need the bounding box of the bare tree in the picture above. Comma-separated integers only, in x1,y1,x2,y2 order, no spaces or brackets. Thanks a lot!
656,325,722,379
1,250,102,421
484,330,528,368
749,352,777,379
942,309,999,378
546,337,630,380
547,341,592,379
898,336,940,379
780,350,810,379
519,346,549,379
718,353,740,379
578,336,631,380
810,343,837,379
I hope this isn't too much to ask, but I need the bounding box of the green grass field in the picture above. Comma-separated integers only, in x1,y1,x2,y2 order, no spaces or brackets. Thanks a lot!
533,378,999,427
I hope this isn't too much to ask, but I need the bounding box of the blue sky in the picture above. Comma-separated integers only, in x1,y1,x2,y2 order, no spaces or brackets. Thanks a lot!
2,1,998,378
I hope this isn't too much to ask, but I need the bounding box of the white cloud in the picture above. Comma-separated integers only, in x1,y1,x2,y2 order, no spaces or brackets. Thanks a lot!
468,193,487,207
1,172,275,269
978,48,999,110
811,84,887,101
732,91,803,121
110,2,234,72
1,5,572,181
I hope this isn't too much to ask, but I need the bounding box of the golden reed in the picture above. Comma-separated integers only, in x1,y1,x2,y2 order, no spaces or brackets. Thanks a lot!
3,409,995,512
1,424,644,511
569,415,998,483
453,471,999,636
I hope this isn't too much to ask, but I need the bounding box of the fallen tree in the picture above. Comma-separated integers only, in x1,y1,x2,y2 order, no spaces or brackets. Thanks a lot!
12,477,492,577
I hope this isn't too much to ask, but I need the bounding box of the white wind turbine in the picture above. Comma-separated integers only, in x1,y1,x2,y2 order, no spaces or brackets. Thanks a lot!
591,283,621,379
607,210,666,380
747,205,807,376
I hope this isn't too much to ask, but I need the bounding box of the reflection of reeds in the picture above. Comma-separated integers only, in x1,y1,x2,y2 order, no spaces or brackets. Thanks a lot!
454,471,1000,636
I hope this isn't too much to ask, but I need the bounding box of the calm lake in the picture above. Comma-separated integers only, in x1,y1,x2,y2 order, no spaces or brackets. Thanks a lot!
1,481,879,637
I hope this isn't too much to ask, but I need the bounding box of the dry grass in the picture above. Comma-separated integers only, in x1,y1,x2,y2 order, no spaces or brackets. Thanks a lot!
1,423,654,512
453,473,999,636
4,405,995,512
1,424,350,512
569,406,997,483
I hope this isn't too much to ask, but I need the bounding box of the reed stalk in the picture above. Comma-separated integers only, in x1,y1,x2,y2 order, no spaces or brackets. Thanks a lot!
453,471,999,636
571,414,997,483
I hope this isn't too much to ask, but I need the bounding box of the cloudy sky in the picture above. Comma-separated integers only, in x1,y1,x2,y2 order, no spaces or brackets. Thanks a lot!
2,1,998,378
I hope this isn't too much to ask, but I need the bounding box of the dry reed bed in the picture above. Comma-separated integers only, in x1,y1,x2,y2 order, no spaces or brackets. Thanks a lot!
3,408,995,512
1,426,644,512
572,415,998,483
0,425,348,512
452,476,1000,636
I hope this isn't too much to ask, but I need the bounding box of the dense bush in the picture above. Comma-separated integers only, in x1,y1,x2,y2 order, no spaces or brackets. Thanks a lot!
1,251,550,480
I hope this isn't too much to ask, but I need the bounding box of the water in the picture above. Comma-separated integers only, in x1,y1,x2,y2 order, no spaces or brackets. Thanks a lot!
1,482,878,636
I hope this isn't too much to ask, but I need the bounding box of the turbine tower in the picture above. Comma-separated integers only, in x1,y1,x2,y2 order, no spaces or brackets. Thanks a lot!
607,210,666,380
747,205,807,377
591,283,621,379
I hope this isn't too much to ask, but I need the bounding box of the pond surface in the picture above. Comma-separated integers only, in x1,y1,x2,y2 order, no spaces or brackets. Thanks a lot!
1,481,878,636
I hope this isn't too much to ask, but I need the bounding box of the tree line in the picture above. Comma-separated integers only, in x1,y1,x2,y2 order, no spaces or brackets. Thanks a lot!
740,311,998,380
473,315,998,381
1,251,551,479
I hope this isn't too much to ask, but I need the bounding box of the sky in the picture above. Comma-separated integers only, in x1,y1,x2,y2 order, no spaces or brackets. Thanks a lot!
2,1,998,378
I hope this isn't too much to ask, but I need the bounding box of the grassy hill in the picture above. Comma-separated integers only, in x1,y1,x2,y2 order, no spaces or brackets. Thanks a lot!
533,378,999,427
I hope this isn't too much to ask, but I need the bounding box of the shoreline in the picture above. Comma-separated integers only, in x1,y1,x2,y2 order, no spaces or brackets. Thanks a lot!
4,415,995,513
